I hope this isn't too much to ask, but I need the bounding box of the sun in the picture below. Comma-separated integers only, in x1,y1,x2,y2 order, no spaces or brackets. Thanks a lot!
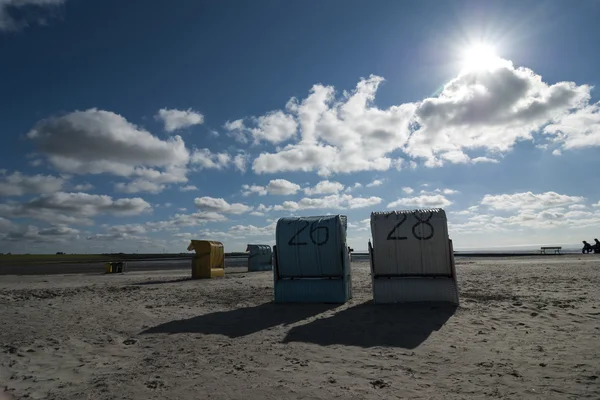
461,43,501,72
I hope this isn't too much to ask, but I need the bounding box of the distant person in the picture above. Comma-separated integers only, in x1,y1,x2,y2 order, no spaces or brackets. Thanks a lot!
594,238,600,253
582,241,593,254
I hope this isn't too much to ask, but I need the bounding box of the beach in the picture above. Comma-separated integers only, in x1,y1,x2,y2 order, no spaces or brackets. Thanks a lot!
1,255,599,399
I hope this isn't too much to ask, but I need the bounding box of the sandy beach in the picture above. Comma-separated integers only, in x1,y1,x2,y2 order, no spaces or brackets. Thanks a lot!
1,255,599,400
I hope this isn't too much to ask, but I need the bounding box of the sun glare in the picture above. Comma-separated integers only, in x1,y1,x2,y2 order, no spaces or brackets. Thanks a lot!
461,43,501,72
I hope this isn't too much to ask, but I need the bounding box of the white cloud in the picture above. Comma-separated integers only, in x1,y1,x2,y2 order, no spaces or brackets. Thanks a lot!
472,157,500,164
0,223,80,244
366,179,384,188
249,111,298,144
228,221,278,238
449,191,600,237
344,182,362,193
115,180,165,194
249,204,273,216
0,0,66,31
241,184,267,197
0,192,152,225
27,109,190,187
304,180,344,195
252,76,416,176
442,188,459,195
273,193,381,211
194,196,252,214
552,149,562,156
593,201,600,208
223,119,249,144
241,179,303,196
481,191,584,211
73,182,94,191
266,179,301,195
156,108,204,132
387,194,452,209
240,58,594,175
145,211,227,232
180,185,198,192
0,171,65,196
105,224,147,235
407,60,591,166
401,187,414,194
233,153,248,173
543,103,600,149
190,148,231,170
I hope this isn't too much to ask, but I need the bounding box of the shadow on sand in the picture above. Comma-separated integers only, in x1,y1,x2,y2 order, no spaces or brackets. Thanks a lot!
131,277,193,286
282,301,457,349
141,302,337,338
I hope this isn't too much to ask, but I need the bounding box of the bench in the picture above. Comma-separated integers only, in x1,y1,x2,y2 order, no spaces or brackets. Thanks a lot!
540,246,562,255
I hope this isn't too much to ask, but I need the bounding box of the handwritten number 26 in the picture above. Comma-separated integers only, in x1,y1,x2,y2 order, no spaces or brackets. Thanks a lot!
288,221,329,246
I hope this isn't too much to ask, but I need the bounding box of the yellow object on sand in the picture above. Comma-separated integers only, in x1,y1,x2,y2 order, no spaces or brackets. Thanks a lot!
105,261,125,274
187,240,225,279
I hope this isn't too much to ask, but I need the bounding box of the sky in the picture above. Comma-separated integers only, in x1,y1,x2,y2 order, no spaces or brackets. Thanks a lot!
0,0,599,254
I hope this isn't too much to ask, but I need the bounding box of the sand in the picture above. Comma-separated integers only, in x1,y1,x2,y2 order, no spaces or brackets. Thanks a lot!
1,255,599,399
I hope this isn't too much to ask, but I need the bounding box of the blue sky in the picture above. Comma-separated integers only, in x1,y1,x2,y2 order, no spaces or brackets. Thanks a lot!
1,0,599,253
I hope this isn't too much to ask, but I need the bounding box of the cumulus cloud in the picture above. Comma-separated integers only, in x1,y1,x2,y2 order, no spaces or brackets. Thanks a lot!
233,153,248,173
387,194,452,209
241,184,268,197
304,180,344,195
266,179,301,195
0,171,65,196
401,187,414,194
73,182,94,191
0,192,152,225
273,194,381,211
0,0,66,31
194,196,252,214
241,179,301,196
543,102,600,149
223,119,248,144
451,191,599,235
228,221,278,238
481,191,584,211
407,60,591,166
252,77,416,176
146,211,227,232
249,204,273,216
0,224,80,244
366,179,384,188
231,58,594,176
27,109,190,183
114,180,165,194
344,182,363,193
104,224,147,235
224,111,298,145
180,185,198,192
249,111,298,144
442,188,459,195
156,108,204,132
190,148,231,170
38,225,80,236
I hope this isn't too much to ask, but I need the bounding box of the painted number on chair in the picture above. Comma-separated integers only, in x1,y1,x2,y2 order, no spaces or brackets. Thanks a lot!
288,220,330,246
386,211,435,241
